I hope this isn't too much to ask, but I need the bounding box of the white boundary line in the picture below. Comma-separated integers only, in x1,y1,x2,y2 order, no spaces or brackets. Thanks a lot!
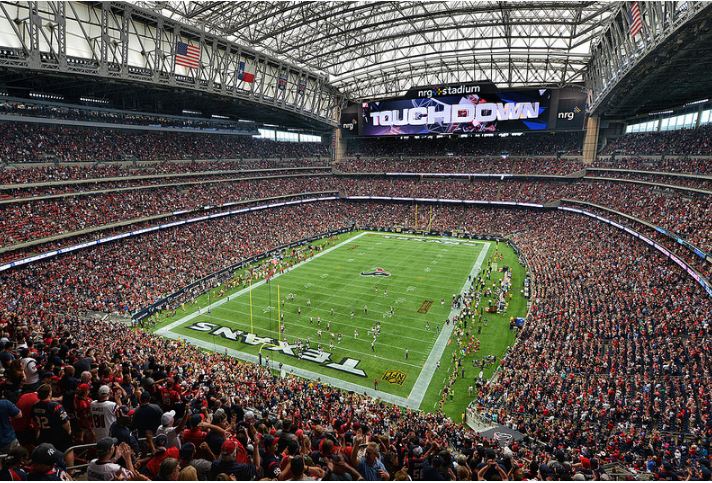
405,242,491,408
156,232,490,409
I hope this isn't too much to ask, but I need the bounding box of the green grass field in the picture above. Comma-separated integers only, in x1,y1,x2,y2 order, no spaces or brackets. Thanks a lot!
153,230,526,415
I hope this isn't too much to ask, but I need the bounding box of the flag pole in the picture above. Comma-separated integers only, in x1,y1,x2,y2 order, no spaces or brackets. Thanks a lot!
249,278,254,334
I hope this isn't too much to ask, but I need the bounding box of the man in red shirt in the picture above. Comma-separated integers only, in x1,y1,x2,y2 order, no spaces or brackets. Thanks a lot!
158,378,181,410
181,414,208,447
141,434,179,479
73,383,93,444
13,390,39,445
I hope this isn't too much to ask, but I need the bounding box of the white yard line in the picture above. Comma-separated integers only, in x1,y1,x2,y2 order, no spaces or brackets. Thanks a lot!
405,242,491,409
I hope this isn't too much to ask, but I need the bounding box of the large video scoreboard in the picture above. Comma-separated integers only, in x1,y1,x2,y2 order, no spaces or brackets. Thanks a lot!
341,82,587,137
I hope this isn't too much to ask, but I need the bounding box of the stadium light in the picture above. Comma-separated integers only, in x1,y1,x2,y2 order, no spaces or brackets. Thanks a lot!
79,96,109,105
648,110,673,116
684,98,708,107
29,92,64,101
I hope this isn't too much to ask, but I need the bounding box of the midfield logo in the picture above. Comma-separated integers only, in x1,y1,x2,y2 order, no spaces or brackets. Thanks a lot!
360,267,391,277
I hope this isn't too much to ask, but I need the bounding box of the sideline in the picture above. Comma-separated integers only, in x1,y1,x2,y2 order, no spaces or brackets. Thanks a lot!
405,242,491,408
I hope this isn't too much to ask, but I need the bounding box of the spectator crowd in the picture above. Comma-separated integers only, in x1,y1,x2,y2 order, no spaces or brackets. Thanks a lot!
2,176,708,264
0,160,327,186
0,200,710,481
0,114,710,481
0,122,329,164
345,132,584,157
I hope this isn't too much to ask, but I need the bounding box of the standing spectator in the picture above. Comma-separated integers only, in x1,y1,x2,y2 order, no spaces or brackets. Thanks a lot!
19,349,39,393
157,410,186,449
87,437,134,481
353,440,390,481
0,395,21,453
132,391,162,438
181,414,208,447
209,439,259,480
30,384,72,457
90,385,119,441
74,383,93,444
13,389,39,446
109,406,140,454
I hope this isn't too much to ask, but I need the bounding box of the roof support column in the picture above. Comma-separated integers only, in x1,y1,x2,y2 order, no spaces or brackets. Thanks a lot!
582,114,599,164
331,128,344,164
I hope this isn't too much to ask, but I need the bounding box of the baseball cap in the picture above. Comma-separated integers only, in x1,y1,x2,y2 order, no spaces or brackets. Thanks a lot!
98,385,111,396
78,383,90,393
96,437,118,457
32,443,64,467
161,410,176,426
221,439,238,455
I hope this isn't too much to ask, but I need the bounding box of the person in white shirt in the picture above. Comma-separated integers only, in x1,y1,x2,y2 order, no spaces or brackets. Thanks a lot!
20,350,39,391
87,437,134,481
90,385,118,441
156,410,187,449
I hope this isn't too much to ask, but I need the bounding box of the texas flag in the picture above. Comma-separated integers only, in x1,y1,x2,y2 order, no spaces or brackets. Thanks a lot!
237,61,255,83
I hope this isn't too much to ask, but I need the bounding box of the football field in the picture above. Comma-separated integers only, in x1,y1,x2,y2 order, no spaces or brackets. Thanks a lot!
156,231,491,409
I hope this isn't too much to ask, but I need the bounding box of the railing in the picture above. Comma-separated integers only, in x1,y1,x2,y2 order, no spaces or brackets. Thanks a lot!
0,438,147,473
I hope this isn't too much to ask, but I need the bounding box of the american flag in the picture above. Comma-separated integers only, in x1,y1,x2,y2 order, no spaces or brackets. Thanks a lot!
628,2,643,38
175,41,200,69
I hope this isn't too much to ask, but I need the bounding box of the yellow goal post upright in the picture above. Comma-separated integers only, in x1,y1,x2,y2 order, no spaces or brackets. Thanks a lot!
277,284,282,340
249,278,254,334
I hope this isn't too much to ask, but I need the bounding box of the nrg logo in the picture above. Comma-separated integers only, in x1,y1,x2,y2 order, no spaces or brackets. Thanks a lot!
557,105,582,121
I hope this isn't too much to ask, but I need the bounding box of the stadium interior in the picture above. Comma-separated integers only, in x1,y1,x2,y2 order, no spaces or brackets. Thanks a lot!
0,1,710,481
